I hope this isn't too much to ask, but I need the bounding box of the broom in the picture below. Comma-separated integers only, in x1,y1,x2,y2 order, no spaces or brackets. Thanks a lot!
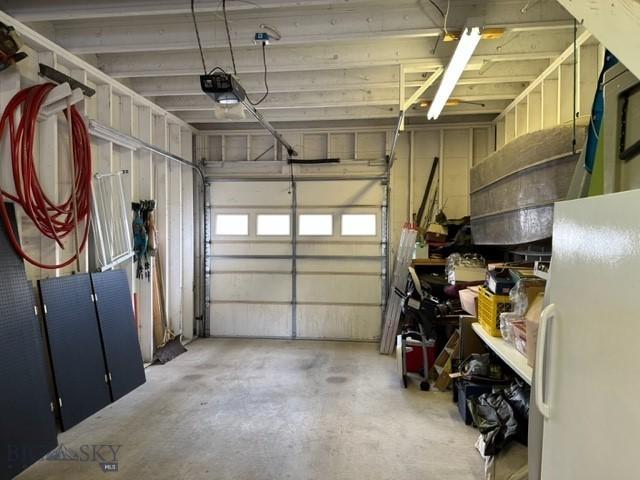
152,253,187,364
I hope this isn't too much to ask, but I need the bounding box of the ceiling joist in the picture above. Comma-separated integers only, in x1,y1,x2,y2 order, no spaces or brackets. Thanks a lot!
0,0,583,125
37,2,576,55
97,30,571,79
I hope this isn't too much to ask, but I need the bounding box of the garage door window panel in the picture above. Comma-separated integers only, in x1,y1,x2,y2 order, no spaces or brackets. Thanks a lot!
215,214,249,236
257,214,291,236
341,214,377,236
298,214,333,236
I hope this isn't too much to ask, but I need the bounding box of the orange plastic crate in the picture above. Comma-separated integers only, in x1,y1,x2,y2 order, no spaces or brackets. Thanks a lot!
478,286,512,337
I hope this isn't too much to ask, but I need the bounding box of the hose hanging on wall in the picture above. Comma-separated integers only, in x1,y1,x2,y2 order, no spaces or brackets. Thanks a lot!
0,82,92,269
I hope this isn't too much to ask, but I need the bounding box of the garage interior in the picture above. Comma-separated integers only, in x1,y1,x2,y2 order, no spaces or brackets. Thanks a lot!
0,1,638,479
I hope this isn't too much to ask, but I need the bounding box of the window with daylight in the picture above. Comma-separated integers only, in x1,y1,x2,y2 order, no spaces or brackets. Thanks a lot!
341,214,377,236
215,214,249,235
298,214,333,236
257,214,291,236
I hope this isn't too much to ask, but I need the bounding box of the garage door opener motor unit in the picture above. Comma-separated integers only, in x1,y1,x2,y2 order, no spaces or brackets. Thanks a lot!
200,73,246,105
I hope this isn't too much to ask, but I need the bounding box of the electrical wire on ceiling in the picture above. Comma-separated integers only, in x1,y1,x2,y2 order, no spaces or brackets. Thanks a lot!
222,0,238,75
428,0,451,34
218,0,261,9
190,0,230,76
520,0,542,14
443,0,450,35
423,0,449,35
190,0,208,75
431,35,440,55
426,0,445,18
223,0,272,106
247,42,269,106
192,0,271,106
260,24,282,41
496,32,521,52
422,0,446,54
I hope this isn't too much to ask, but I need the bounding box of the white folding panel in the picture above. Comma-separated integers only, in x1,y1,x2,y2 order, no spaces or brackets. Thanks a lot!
209,178,384,341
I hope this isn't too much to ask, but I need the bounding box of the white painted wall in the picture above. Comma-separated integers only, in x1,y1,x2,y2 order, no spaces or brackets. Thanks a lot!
494,37,604,149
0,44,197,362
389,126,490,270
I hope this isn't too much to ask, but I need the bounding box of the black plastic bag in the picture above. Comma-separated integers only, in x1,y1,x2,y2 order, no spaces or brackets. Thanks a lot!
468,379,531,455
503,379,530,446
503,379,530,419
468,391,519,456
458,353,511,384
460,353,492,377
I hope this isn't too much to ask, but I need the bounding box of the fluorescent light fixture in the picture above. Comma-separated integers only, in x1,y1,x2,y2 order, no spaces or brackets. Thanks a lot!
427,26,482,120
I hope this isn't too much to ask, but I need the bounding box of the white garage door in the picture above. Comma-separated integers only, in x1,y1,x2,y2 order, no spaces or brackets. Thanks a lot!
209,178,386,340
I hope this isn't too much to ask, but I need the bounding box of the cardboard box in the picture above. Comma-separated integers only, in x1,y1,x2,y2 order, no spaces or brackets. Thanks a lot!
512,320,528,357
414,243,429,259
522,284,546,311
487,262,533,271
459,289,479,316
448,266,486,284
509,267,537,282
525,293,545,367
487,262,513,271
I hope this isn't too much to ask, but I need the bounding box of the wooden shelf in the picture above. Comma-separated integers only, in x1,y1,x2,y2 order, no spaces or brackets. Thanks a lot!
411,258,447,266
472,322,532,385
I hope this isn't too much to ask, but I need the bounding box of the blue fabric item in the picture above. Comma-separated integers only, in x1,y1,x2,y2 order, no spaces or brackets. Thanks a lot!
131,203,149,279
132,209,147,258
585,50,618,173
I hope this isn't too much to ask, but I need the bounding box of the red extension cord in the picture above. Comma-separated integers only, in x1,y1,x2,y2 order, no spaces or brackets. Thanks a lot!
0,83,92,269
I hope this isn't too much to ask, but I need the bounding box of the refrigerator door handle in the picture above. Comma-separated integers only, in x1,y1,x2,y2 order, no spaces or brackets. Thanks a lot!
535,303,556,419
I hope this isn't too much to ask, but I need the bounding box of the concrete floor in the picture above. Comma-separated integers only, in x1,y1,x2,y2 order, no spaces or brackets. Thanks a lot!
19,339,484,480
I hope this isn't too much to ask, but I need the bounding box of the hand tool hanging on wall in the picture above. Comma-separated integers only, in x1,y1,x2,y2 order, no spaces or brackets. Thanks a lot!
132,200,157,280
152,253,167,349
0,83,92,269
132,202,149,280
151,250,187,364
144,200,158,257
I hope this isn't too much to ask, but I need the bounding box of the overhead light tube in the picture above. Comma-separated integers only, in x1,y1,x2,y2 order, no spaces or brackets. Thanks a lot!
427,26,482,120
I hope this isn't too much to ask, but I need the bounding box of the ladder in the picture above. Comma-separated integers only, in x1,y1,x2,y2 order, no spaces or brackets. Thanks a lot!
380,224,417,354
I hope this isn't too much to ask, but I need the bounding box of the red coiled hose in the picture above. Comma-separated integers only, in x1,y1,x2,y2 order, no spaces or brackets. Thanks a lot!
0,83,92,269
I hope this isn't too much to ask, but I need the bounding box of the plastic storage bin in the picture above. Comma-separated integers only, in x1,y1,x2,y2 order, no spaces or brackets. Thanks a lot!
457,380,495,424
478,286,512,337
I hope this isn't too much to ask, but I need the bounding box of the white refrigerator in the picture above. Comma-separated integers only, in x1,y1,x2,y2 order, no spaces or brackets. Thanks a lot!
534,189,640,479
